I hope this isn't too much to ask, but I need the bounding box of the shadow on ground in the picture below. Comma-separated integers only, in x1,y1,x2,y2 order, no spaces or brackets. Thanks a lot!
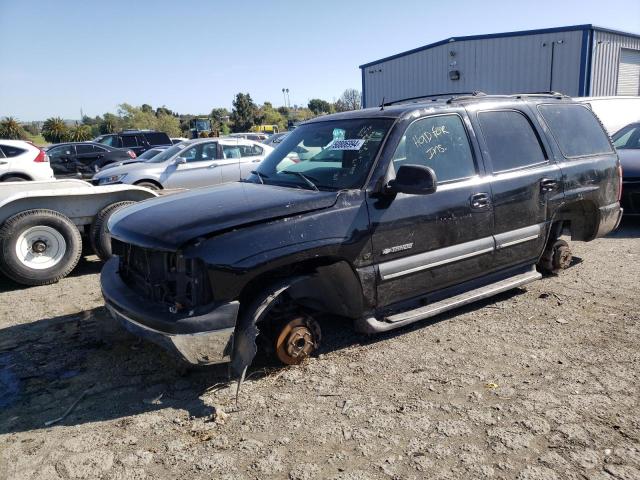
0,256,104,294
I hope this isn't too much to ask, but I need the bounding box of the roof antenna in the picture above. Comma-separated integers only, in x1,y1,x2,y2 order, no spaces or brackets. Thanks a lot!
379,97,385,111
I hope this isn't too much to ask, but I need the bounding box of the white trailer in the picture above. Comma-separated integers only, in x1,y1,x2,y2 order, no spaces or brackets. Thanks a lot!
0,179,158,286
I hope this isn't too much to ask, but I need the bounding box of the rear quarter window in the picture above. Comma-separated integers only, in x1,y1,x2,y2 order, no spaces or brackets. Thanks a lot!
0,144,27,157
538,104,613,157
142,132,171,145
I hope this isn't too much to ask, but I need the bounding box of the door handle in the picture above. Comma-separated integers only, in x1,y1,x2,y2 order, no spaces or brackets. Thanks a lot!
540,178,557,192
208,163,219,168
470,192,491,210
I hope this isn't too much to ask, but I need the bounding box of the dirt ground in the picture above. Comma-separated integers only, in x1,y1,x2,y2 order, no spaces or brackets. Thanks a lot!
1,219,639,480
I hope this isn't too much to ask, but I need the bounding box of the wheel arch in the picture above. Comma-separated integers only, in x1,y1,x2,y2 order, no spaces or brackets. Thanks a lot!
0,172,32,182
550,199,600,242
133,179,163,190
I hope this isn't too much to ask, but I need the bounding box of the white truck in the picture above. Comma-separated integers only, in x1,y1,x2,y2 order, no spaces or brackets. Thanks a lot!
0,180,157,286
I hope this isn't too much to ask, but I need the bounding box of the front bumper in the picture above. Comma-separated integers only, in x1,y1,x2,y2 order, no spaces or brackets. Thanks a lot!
101,257,238,365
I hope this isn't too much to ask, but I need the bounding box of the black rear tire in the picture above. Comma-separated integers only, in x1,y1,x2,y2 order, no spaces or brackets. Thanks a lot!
0,209,82,285
90,201,136,260
135,181,161,190
1,176,27,182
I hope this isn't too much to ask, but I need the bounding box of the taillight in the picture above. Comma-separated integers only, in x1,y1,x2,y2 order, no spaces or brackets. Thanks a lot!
34,149,48,162
127,150,136,159
617,164,623,202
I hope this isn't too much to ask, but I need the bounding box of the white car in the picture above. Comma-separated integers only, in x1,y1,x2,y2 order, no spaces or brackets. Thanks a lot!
0,140,54,182
92,137,274,190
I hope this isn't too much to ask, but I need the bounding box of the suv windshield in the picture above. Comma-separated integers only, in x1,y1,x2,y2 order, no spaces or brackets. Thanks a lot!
146,143,188,163
251,118,393,190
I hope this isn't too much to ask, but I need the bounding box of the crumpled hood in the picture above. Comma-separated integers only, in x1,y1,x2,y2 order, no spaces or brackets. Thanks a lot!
109,182,340,250
619,149,640,178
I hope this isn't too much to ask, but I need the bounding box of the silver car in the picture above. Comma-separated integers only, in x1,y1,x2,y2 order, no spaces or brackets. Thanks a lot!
92,138,273,190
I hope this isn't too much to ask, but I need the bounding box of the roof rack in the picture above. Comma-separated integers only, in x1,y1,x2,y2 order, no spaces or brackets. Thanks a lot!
383,91,486,107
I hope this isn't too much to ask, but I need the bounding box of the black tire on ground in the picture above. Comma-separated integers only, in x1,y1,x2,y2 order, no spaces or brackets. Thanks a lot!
90,201,136,260
0,209,82,286
1,176,27,182
135,181,161,190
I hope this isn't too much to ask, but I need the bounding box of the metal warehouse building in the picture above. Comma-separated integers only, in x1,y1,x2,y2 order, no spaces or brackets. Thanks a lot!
360,24,640,108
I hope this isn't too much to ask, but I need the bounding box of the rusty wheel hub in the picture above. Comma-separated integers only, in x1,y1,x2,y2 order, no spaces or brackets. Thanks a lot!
275,316,321,365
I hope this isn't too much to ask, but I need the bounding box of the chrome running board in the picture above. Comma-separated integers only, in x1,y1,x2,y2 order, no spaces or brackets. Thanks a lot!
356,265,541,334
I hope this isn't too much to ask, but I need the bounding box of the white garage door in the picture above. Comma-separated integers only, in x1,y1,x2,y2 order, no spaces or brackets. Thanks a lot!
617,48,640,95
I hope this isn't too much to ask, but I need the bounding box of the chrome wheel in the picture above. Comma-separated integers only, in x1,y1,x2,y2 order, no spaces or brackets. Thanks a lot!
15,226,67,270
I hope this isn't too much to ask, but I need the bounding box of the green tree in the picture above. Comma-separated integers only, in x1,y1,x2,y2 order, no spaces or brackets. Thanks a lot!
141,104,154,114
230,93,258,132
118,103,158,130
156,112,181,137
23,121,40,136
0,117,28,140
257,102,286,130
42,117,69,143
64,124,93,142
308,98,332,115
99,113,121,134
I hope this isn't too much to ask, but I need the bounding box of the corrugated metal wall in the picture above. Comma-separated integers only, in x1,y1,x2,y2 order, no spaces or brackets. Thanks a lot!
590,31,640,95
363,30,584,107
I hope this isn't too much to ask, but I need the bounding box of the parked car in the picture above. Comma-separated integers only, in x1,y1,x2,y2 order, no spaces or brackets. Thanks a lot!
577,96,640,134
612,122,640,214
98,145,170,172
93,130,172,156
92,137,273,189
227,132,269,142
0,140,54,182
262,132,289,146
46,142,136,179
171,137,189,144
101,93,621,373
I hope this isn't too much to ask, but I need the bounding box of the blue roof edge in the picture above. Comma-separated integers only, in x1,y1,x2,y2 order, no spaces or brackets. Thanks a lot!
359,24,640,69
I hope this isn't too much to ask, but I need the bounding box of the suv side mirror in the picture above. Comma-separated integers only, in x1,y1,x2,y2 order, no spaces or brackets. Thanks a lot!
385,164,437,195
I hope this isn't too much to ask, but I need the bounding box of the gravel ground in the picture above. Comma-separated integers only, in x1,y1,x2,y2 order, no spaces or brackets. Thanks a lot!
1,219,639,480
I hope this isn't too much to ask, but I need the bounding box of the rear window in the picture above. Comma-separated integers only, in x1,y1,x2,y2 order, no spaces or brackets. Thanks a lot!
142,132,171,145
538,104,613,157
478,110,547,172
0,144,27,158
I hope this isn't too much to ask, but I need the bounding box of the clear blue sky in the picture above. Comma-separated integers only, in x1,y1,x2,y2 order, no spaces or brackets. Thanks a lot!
1,0,639,120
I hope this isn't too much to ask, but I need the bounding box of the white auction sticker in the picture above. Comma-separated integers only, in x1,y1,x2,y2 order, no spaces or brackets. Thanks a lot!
329,139,365,150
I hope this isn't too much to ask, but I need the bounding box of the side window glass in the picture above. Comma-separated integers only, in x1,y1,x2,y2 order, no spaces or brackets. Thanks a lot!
179,146,199,162
201,143,218,160
99,136,116,147
76,145,93,154
392,114,476,183
47,145,73,157
478,110,546,172
223,146,242,159
121,136,138,148
538,104,613,157
613,125,640,150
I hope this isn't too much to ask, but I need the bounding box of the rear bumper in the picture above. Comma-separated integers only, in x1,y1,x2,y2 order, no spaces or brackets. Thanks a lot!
621,180,640,215
595,201,623,238
101,257,238,365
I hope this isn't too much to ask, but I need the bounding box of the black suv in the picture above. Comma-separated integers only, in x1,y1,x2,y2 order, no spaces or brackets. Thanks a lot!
101,94,622,374
93,130,172,157
46,142,136,178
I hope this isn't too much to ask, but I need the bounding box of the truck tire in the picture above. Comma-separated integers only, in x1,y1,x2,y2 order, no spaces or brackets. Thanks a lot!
0,209,82,285
90,201,136,261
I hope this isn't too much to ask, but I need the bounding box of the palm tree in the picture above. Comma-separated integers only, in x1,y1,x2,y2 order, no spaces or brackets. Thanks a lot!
0,117,27,140
65,125,93,142
42,117,68,143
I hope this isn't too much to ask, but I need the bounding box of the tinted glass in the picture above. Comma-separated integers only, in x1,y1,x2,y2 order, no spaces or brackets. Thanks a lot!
0,145,27,157
121,136,138,147
238,144,263,157
76,144,94,154
138,148,162,160
254,118,393,190
98,136,118,147
612,124,640,150
46,145,74,157
478,110,546,172
538,104,613,157
179,146,199,162
142,132,171,145
0,148,5,159
223,145,242,159
392,114,476,182
147,143,188,163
